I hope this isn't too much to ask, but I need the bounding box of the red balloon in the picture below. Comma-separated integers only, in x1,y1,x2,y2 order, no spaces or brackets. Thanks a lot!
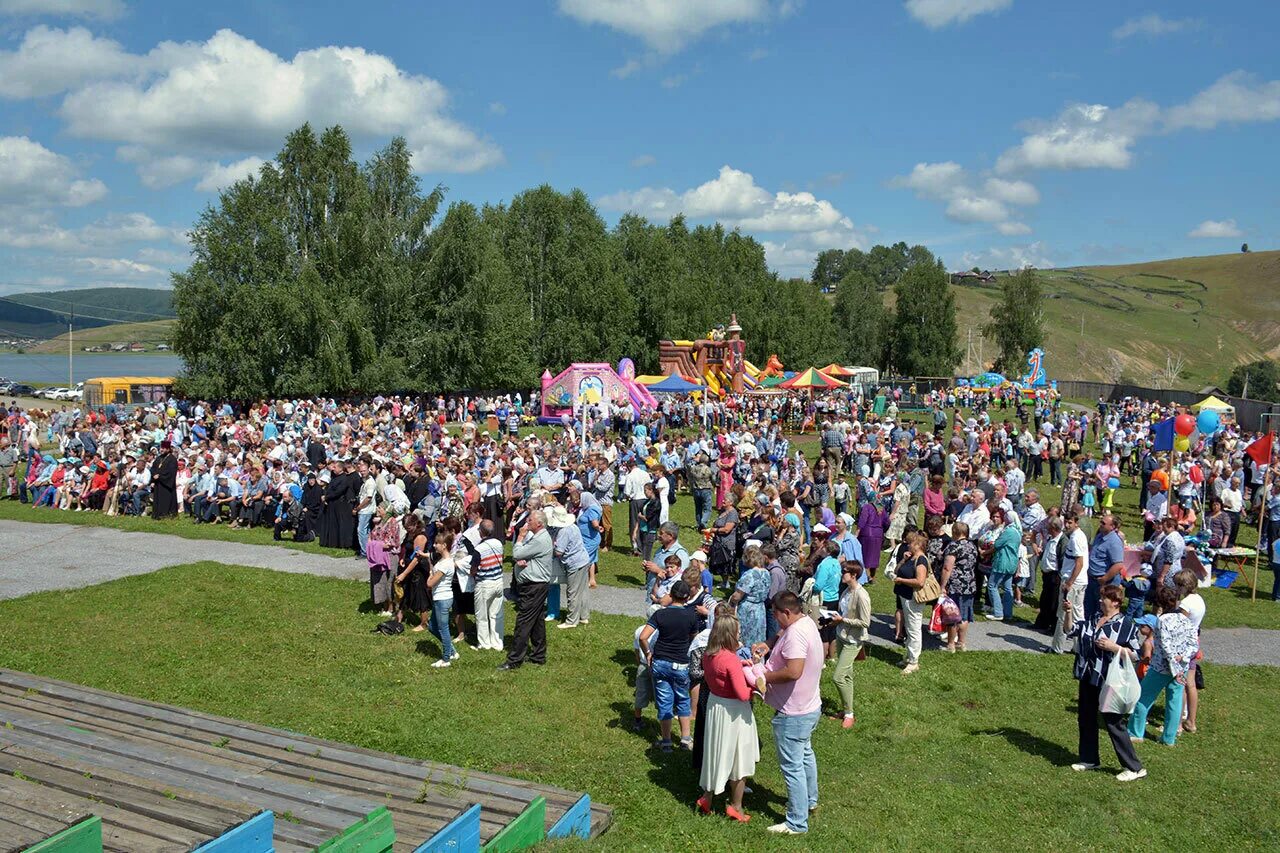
1175,413,1195,436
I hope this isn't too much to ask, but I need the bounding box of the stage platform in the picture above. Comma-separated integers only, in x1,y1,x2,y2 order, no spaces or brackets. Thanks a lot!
0,669,611,852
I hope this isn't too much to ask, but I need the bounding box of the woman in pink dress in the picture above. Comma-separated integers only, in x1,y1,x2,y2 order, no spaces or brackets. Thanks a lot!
716,438,737,510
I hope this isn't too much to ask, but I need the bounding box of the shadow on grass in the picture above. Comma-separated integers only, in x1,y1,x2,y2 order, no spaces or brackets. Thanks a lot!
612,574,645,588
974,726,1075,767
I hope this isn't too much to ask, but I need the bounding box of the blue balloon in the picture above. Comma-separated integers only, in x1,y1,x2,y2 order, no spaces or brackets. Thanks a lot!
1196,409,1220,435
1107,477,1121,490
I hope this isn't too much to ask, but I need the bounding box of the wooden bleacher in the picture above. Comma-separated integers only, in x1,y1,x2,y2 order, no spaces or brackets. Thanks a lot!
0,669,611,852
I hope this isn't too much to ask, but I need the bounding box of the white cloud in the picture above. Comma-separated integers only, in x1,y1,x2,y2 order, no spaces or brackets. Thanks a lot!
52,28,499,173
1188,219,1242,239
995,100,1159,172
0,25,139,98
960,241,1053,271
116,148,206,189
0,211,183,252
610,58,643,78
0,135,107,208
904,0,1012,29
137,246,190,266
75,256,162,276
599,164,871,275
983,177,1039,206
559,0,773,53
1164,71,1280,131
946,195,1009,223
1112,13,1200,40
996,221,1032,236
890,161,1035,230
195,157,265,192
630,154,657,168
0,0,125,19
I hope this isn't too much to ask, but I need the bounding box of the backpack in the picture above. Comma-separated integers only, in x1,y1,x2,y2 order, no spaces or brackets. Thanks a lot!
374,619,404,635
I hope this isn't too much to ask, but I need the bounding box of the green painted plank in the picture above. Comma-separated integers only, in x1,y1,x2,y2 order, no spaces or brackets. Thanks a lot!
22,814,103,853
481,797,545,853
314,806,395,853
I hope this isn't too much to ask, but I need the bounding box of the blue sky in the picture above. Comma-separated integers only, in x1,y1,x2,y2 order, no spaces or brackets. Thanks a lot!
0,0,1276,295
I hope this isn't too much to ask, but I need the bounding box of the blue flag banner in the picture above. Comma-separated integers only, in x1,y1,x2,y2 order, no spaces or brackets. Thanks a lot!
1151,417,1175,452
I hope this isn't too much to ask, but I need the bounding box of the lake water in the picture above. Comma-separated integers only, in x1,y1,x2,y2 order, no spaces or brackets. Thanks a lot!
0,353,185,385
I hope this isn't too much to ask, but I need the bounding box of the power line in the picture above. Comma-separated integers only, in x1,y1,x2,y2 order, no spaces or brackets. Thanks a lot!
0,292,175,322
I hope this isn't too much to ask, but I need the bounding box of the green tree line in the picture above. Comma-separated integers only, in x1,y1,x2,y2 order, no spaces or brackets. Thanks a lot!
174,125,984,398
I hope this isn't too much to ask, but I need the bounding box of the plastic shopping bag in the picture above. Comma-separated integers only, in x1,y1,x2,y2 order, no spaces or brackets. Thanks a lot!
938,595,962,626
1100,652,1141,715
929,603,944,634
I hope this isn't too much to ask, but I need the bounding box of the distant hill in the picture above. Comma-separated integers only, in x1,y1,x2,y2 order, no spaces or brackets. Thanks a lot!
31,319,176,354
952,250,1280,389
0,287,174,340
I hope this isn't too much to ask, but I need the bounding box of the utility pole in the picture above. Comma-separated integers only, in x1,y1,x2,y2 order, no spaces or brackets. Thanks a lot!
68,307,73,389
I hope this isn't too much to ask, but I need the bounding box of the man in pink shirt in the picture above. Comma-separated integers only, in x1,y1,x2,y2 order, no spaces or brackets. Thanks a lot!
759,591,823,834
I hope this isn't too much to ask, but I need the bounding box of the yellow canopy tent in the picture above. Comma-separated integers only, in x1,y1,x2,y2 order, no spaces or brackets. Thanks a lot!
1193,395,1235,419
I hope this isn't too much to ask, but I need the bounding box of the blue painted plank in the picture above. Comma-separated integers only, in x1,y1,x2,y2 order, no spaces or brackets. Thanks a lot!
547,794,591,840
413,804,481,853
193,811,274,853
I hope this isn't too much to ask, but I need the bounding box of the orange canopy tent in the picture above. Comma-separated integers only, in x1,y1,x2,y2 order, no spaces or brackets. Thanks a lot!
780,367,847,390
820,363,854,377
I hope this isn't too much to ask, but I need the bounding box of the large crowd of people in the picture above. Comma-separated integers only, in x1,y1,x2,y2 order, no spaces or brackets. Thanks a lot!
2,383,1276,832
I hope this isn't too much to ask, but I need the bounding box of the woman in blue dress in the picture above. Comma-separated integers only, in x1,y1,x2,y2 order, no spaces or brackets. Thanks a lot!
575,490,602,588
729,548,771,647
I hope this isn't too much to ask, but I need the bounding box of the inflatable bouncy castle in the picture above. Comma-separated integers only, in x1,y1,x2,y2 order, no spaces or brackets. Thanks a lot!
539,357,657,425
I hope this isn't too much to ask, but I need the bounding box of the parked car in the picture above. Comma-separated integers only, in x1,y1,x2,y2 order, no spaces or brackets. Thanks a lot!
37,387,69,400
5,384,36,397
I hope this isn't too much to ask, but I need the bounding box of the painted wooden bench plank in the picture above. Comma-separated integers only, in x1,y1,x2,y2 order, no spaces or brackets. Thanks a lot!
546,794,591,841
413,804,481,853
193,810,275,853
21,814,103,853
315,806,396,853
481,797,544,853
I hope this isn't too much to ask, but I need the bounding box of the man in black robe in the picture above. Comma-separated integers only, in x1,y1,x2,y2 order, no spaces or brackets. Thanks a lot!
320,461,346,548
150,440,179,519
337,458,360,552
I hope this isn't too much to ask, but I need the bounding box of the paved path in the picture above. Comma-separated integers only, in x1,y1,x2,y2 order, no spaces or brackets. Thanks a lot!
3,519,1277,666
0,519,365,600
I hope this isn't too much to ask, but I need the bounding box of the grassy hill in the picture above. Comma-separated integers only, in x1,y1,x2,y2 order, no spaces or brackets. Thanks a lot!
0,287,174,339
953,250,1280,389
30,319,176,354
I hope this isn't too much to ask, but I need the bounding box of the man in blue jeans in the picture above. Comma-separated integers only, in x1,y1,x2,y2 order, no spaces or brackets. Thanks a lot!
1085,512,1126,618
760,592,824,834
638,581,700,752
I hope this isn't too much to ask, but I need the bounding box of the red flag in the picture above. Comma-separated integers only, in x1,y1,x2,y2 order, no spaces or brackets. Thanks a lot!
1245,432,1274,467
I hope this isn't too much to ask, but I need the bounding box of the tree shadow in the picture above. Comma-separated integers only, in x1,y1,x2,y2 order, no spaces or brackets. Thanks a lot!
974,726,1076,767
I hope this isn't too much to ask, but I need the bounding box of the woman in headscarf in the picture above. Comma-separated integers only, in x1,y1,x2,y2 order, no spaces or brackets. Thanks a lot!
299,469,323,541
857,492,889,583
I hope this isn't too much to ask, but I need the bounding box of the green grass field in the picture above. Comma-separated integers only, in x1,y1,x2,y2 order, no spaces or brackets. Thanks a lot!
0,563,1276,851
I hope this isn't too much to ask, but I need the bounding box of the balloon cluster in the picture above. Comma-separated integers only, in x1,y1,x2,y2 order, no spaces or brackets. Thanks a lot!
1172,409,1222,453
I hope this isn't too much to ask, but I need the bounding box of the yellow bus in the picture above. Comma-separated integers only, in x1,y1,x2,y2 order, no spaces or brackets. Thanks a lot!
83,376,175,408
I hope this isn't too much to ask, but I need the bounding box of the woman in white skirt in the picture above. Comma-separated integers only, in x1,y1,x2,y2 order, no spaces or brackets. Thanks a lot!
695,610,760,823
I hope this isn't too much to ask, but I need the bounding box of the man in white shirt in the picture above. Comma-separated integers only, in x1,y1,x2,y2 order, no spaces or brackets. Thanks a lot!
1051,512,1089,654
622,459,651,555
355,460,378,557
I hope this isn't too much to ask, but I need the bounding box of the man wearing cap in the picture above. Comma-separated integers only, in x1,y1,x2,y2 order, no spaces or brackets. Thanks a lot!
548,504,592,629
588,456,616,552
500,509,554,671
687,452,714,530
